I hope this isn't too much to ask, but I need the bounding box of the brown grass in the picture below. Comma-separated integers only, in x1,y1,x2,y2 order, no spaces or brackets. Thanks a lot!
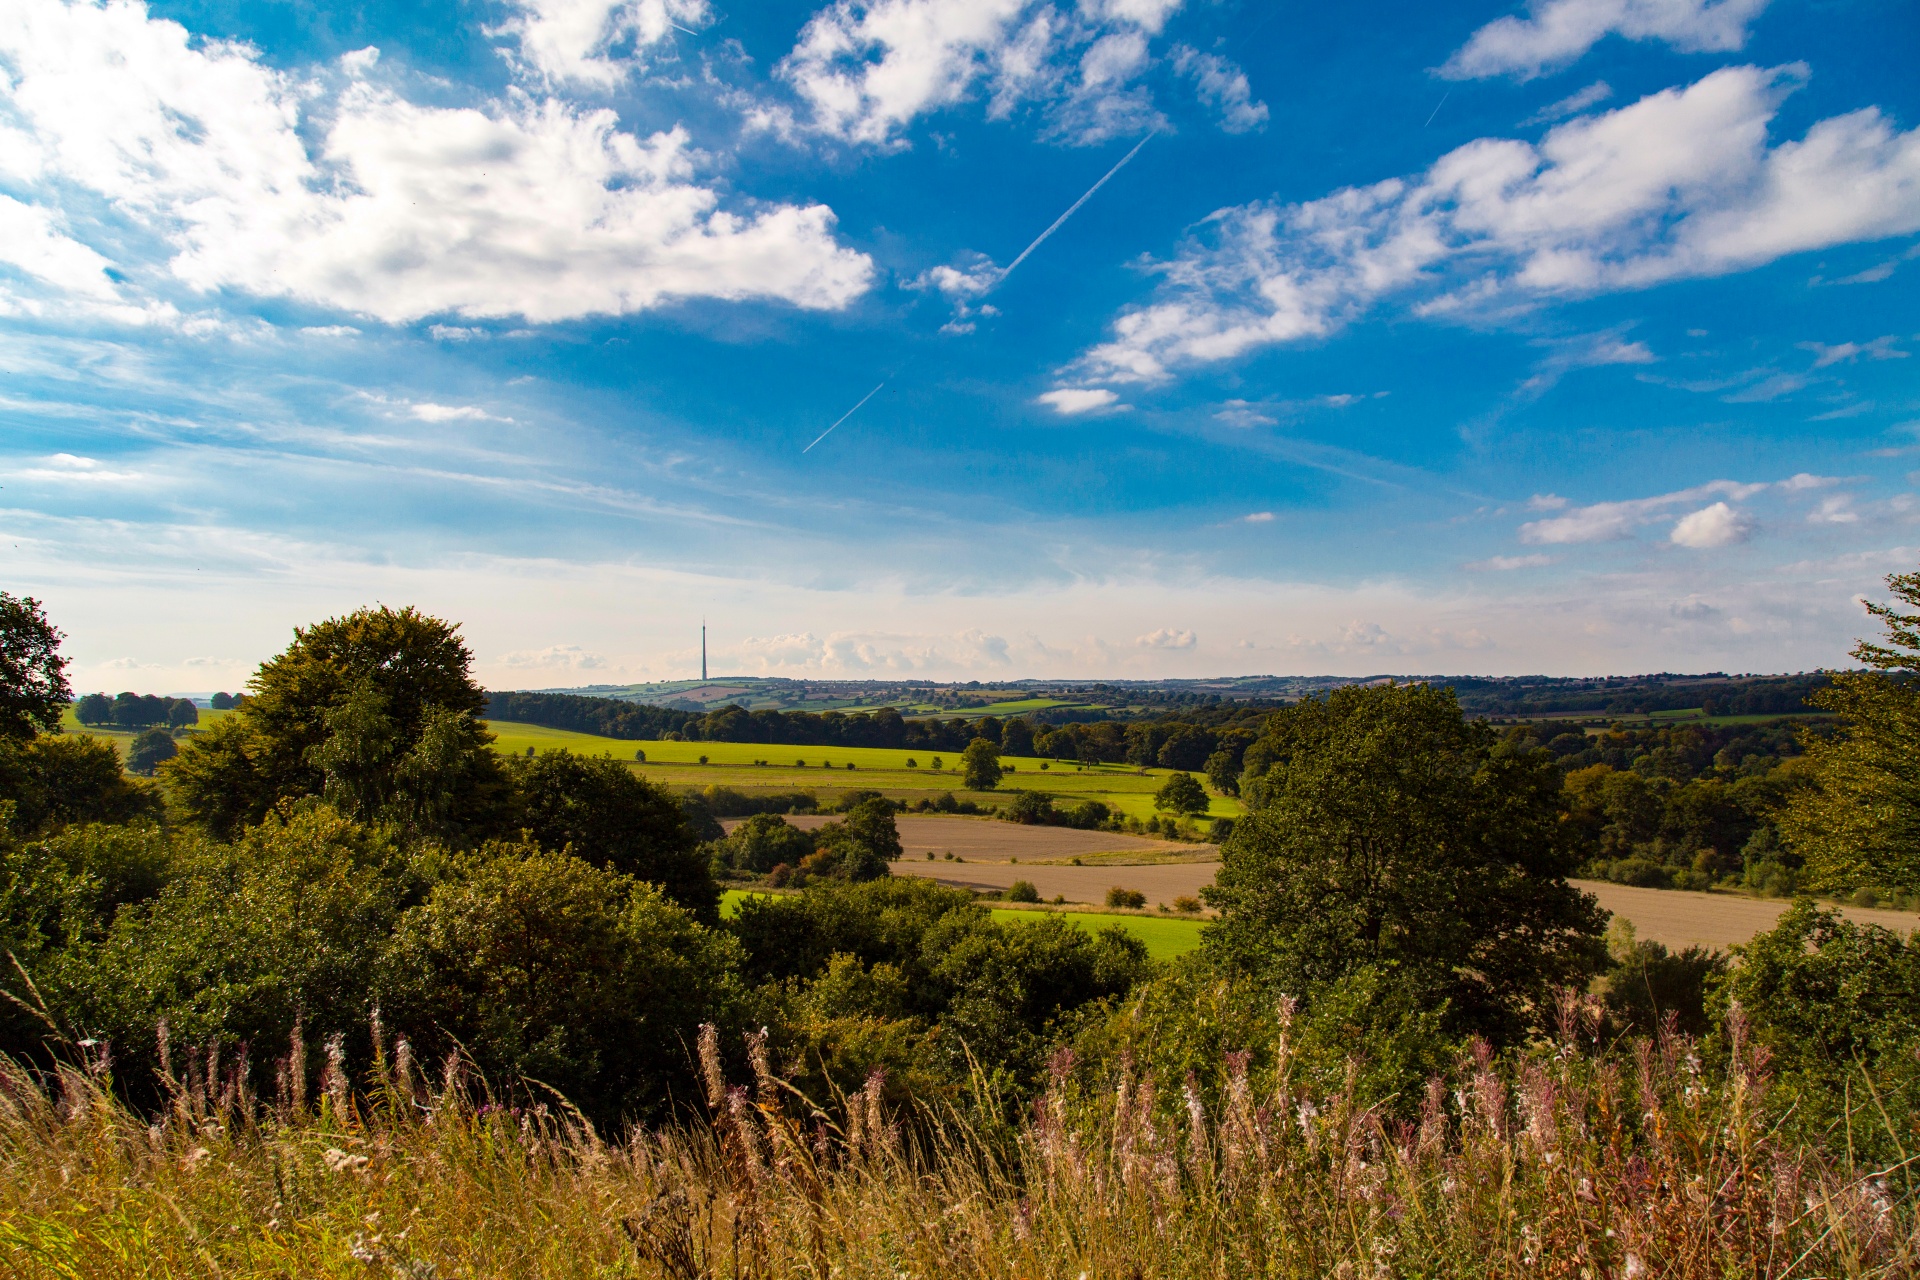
2,1002,1915,1278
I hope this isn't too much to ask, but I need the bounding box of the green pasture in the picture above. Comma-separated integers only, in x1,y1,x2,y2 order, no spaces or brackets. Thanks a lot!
483,719,1244,822
59,706,232,758
720,891,1204,961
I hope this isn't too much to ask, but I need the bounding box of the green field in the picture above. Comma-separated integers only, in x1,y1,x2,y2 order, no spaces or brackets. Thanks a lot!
59,706,233,758
721,891,1204,960
485,719,1242,822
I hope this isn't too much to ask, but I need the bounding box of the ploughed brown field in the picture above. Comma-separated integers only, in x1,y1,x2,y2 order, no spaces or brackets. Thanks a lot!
720,813,1209,861
734,814,1920,952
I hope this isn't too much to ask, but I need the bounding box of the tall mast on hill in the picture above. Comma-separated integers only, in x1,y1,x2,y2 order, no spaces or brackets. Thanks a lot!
701,622,707,682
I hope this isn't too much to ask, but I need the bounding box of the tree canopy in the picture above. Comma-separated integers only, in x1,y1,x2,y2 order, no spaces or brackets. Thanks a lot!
0,593,71,741
1780,566,1920,892
1203,683,1605,1043
961,737,1002,790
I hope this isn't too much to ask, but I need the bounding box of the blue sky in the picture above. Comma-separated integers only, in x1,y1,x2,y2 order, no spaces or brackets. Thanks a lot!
1,0,1916,690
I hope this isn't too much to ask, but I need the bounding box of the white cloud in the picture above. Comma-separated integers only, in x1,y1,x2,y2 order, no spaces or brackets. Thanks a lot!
1136,627,1196,649
0,195,120,300
1242,511,1274,523
1172,46,1267,134
1076,66,1920,382
1528,493,1569,510
1800,335,1908,367
299,325,361,338
1670,501,1753,548
1468,553,1554,570
1444,0,1768,81
499,643,608,669
1807,494,1859,525
1037,387,1121,414
409,402,499,423
493,0,707,87
0,0,873,325
773,0,1232,147
1523,80,1613,125
1521,478,1764,544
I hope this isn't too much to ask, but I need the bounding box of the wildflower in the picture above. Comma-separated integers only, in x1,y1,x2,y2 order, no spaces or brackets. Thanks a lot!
1623,1253,1644,1278
323,1147,369,1174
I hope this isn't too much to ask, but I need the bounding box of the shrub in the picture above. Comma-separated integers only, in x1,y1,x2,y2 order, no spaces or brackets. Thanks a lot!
126,727,178,776
715,813,815,875
1002,791,1055,825
1171,895,1201,914
1106,886,1146,910
1005,879,1040,902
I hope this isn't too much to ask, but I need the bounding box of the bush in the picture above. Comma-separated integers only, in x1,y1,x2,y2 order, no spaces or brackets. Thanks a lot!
1062,799,1110,830
1171,895,1201,914
386,844,750,1125
1105,886,1146,910
714,813,816,875
1002,791,1055,825
1602,920,1726,1038
1005,879,1040,902
0,733,158,834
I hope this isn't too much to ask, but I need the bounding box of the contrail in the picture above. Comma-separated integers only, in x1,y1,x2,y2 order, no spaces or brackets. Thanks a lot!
1423,92,1449,128
998,127,1158,284
803,382,885,453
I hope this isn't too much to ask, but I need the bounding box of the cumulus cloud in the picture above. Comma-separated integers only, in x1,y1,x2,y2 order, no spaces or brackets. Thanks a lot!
1037,387,1121,414
1242,511,1275,523
1444,0,1769,81
0,0,873,325
1520,478,1764,544
773,0,1227,147
493,0,707,87
1075,66,1920,382
1136,627,1196,649
1670,501,1753,548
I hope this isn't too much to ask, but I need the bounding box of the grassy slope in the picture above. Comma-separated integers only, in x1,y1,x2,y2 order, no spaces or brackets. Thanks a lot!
485,719,1243,822
720,890,1204,960
58,706,232,758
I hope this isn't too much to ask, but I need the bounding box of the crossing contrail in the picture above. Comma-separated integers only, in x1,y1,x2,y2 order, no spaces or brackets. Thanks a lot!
804,131,1157,452
998,127,1158,284
802,381,885,452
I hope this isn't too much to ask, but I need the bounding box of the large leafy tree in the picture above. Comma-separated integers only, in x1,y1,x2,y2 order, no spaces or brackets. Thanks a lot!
506,749,718,920
1780,567,1920,891
167,606,506,838
1203,683,1605,1043
961,737,1002,790
0,592,71,741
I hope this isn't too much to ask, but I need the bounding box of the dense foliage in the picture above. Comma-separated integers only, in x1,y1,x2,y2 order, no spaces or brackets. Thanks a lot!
0,592,69,741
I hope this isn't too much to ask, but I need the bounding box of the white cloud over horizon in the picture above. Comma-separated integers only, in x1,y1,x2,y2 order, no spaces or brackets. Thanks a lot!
1076,66,1920,383
0,0,874,326
493,0,708,87
1037,387,1121,414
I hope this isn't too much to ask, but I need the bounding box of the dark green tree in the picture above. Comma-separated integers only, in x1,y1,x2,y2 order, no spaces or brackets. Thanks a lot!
166,606,506,838
126,727,178,776
961,737,1002,790
1780,567,1920,891
0,734,157,834
167,698,198,729
506,749,718,920
73,693,112,727
0,593,71,741
1154,771,1210,815
717,813,817,875
1000,718,1036,756
1203,683,1605,1043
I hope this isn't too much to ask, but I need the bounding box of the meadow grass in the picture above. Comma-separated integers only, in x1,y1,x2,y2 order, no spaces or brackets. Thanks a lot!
58,706,233,758
483,720,1244,822
3,1004,1911,1278
720,891,1205,961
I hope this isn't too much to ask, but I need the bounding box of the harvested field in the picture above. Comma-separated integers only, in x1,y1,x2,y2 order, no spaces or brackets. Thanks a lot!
721,813,1209,861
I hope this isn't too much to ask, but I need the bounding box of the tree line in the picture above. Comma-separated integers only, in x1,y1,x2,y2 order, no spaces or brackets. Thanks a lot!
72,691,199,729
0,571,1917,1165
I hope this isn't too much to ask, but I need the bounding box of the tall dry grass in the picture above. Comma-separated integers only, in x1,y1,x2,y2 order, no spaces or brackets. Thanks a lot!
1,997,1915,1278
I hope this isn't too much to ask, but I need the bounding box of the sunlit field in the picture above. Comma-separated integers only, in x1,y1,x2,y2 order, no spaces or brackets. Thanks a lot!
57,706,233,758
484,719,1244,823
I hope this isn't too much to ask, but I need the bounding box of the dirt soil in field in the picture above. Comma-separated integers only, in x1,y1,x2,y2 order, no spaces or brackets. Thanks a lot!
720,814,1210,861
